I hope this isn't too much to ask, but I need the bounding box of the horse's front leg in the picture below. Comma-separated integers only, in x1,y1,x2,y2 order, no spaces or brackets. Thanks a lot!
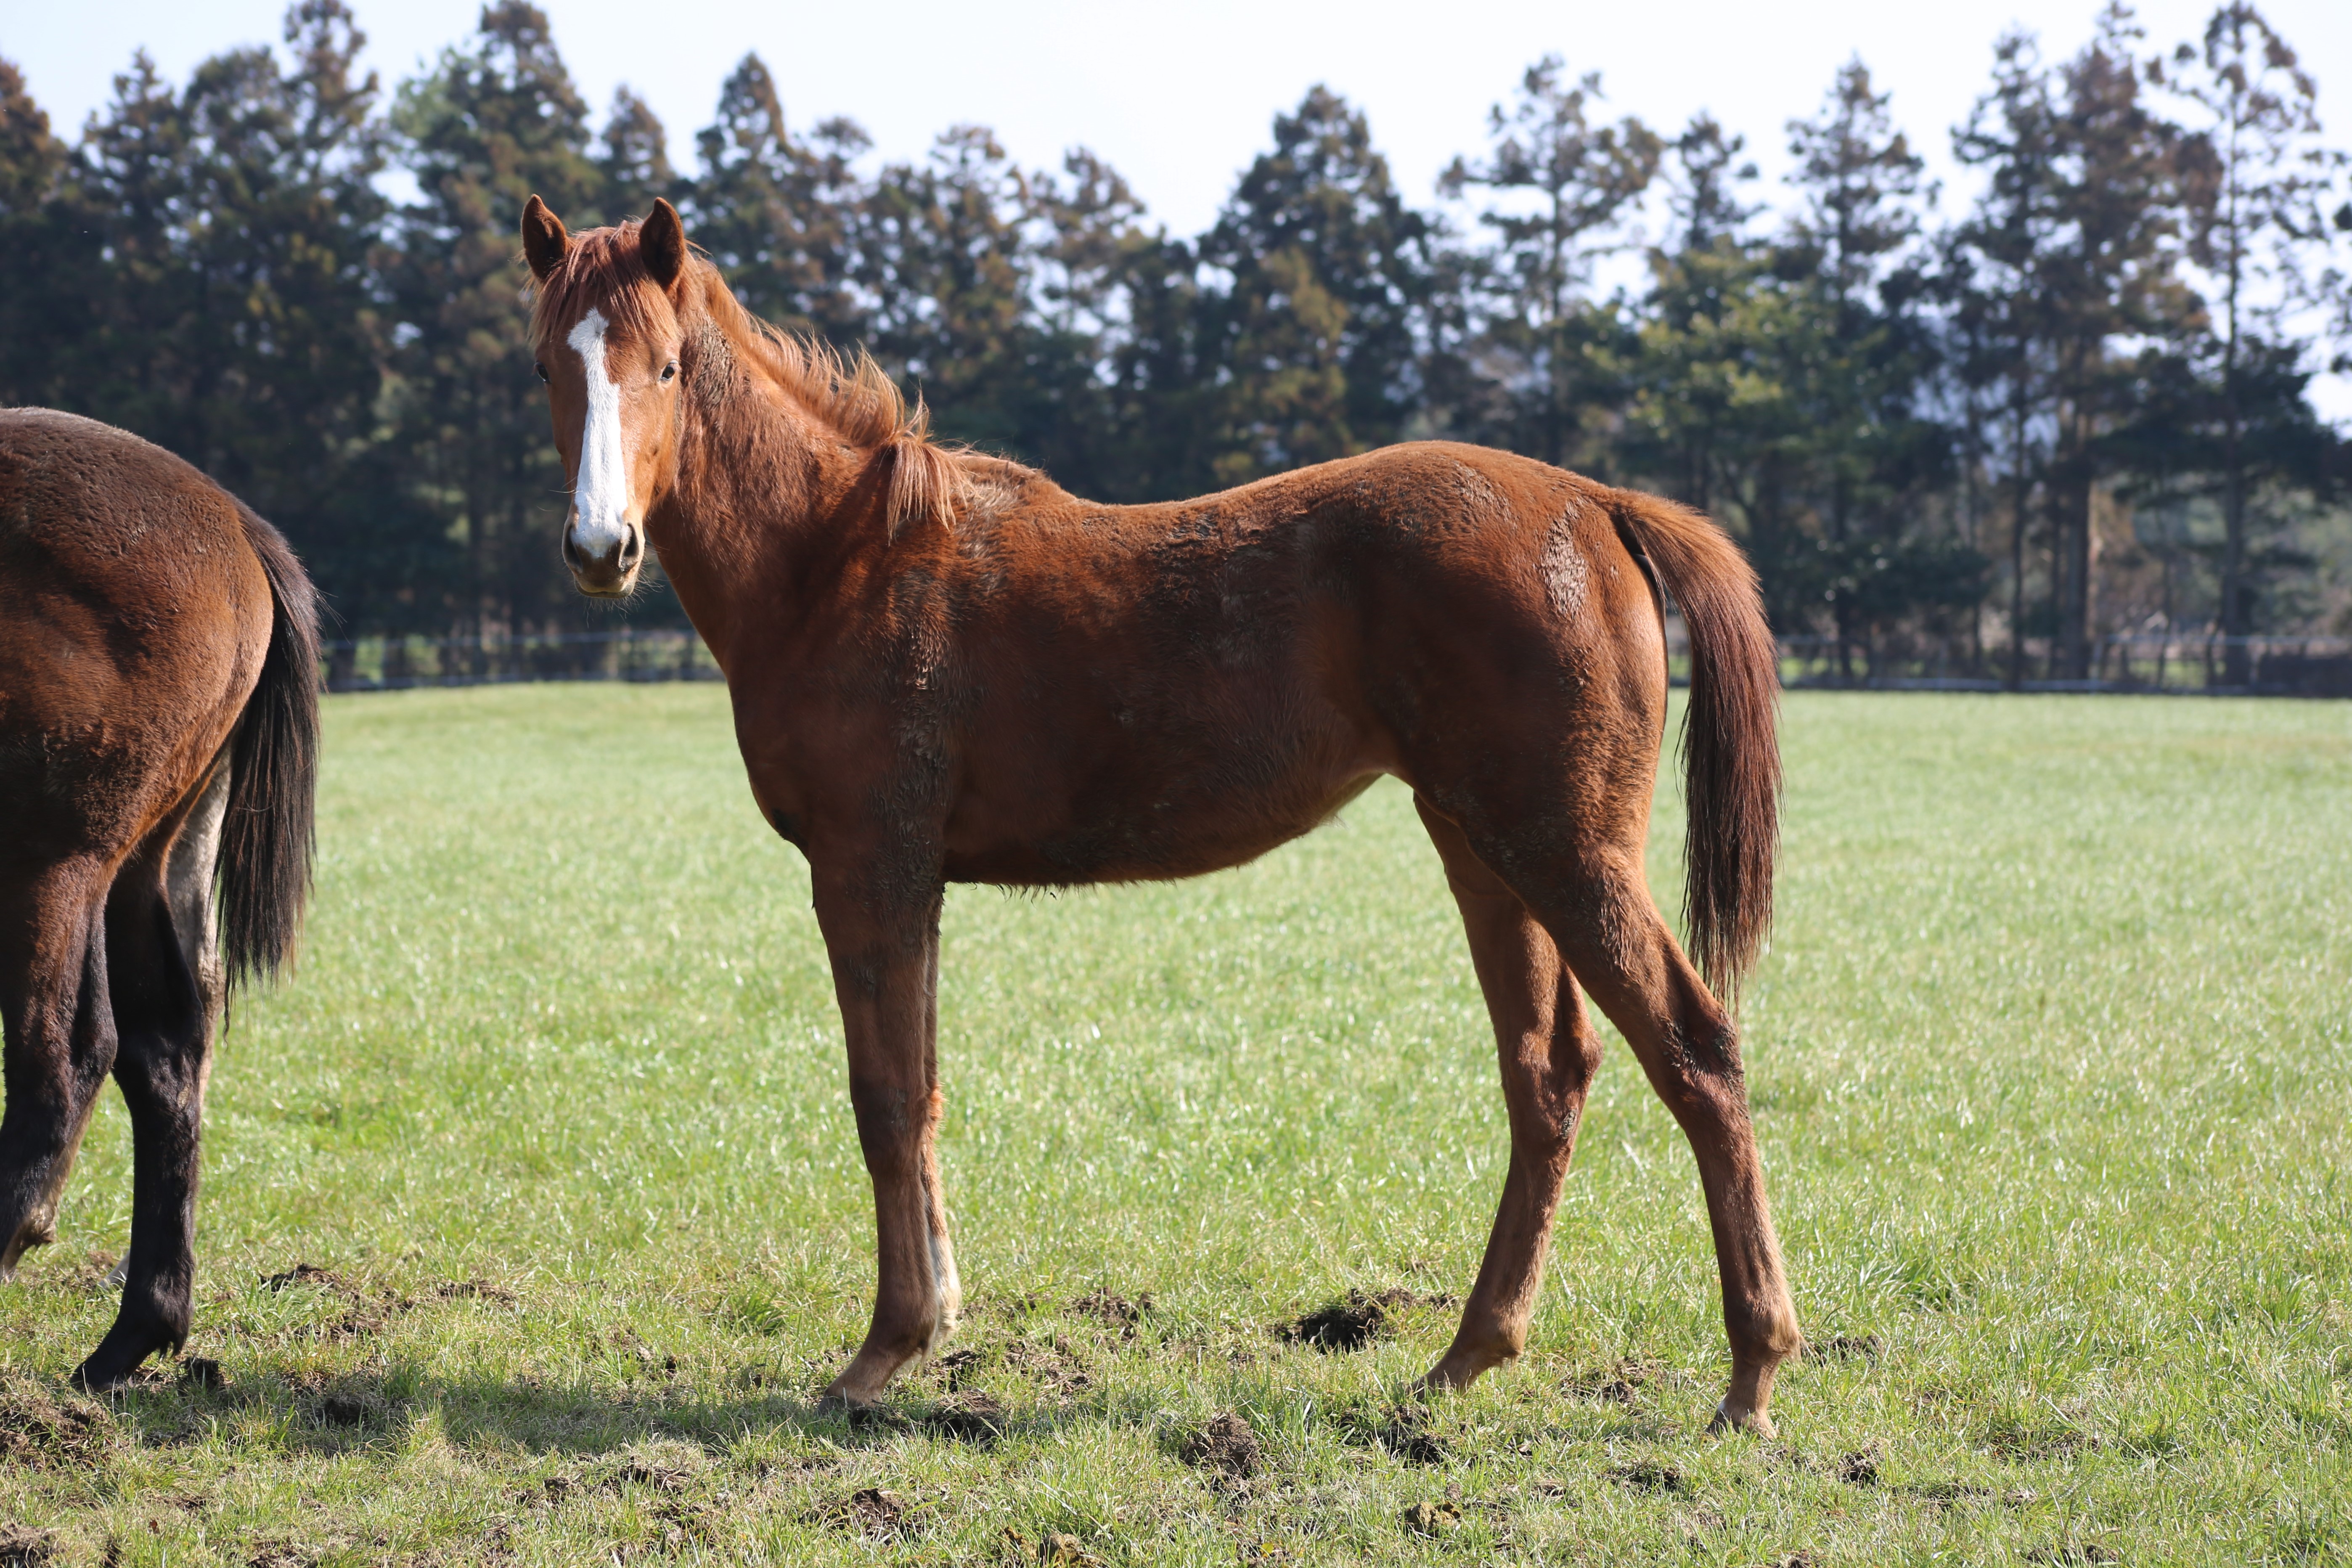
813,863,956,1408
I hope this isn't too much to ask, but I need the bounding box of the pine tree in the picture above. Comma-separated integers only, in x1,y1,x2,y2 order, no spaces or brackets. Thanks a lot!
0,56,92,411
1202,86,1437,481
1953,29,2071,683
1441,58,1659,471
1784,59,1956,669
2150,3,2347,668
385,0,602,638
2041,5,2198,678
686,55,866,343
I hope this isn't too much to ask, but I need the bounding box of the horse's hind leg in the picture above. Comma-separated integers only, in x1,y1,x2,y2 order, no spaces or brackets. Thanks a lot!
0,861,119,1279
1518,851,1798,1434
1414,799,1603,1392
74,758,233,1389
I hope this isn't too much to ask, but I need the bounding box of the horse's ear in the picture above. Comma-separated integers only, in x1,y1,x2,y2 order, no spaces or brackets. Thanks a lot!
642,199,687,291
522,195,569,283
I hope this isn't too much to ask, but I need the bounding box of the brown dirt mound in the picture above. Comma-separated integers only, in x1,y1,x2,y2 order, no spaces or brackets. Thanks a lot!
0,1526,56,1567
923,1390,1008,1446
1070,1288,1150,1334
0,1376,114,1469
1280,1287,1450,1353
819,1486,909,1538
1178,1412,1262,1481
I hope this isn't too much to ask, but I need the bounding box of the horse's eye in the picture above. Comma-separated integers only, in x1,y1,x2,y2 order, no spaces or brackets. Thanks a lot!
660,362,678,384
533,361,548,383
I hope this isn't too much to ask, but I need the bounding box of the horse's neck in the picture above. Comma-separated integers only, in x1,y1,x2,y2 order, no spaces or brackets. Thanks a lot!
657,369,866,666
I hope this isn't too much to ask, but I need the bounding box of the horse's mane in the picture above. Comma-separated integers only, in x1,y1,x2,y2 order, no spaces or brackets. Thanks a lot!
527,217,964,535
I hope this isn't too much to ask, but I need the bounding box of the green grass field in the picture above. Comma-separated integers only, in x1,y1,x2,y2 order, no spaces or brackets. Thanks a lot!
3,686,2348,1566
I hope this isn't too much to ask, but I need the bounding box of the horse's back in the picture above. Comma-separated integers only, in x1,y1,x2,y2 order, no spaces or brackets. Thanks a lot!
0,409,277,860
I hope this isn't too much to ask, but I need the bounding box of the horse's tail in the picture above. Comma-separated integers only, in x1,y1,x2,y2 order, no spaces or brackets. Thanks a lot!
1606,488,1780,1004
220,503,321,990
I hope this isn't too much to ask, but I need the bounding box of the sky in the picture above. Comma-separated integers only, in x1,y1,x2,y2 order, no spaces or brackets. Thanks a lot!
13,0,2348,236
10,0,2351,410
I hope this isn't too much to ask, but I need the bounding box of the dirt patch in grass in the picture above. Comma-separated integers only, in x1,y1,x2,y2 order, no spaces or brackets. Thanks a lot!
935,1346,989,1390
434,1278,518,1305
0,1526,56,1568
1611,1460,1684,1494
1280,1286,1451,1353
1026,1530,1105,1566
1178,1412,1262,1481
1809,1334,1884,1364
0,1376,115,1468
1004,1338,1092,1396
260,1262,411,1340
1070,1288,1150,1334
819,1486,911,1539
1837,1448,1882,1486
1338,1402,1447,1466
1400,1499,1461,1536
1564,1358,1664,1404
923,1391,1009,1446
314,1386,387,1428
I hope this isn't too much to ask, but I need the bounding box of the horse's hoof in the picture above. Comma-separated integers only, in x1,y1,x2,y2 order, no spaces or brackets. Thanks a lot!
69,1358,143,1394
1706,1400,1776,1438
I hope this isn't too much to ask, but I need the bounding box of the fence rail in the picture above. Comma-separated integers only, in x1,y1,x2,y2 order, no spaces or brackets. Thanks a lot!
323,629,2352,698
320,628,720,692
1759,634,2352,696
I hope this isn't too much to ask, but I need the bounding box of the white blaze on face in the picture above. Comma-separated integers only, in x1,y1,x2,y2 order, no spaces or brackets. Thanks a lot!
566,307,631,559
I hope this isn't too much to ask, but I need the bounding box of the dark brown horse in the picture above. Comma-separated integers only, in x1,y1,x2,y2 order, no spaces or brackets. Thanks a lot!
0,409,319,1389
520,198,1801,1432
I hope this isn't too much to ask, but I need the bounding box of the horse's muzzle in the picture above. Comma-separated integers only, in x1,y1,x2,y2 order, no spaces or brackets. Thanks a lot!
564,516,644,597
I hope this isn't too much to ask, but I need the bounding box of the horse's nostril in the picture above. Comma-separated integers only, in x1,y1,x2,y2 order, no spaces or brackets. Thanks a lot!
620,532,643,568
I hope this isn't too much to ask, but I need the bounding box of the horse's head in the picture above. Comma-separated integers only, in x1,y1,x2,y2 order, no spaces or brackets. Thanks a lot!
522,195,690,598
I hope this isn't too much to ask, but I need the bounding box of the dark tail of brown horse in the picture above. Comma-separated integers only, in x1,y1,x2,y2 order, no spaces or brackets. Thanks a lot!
1608,490,1780,1002
221,504,320,989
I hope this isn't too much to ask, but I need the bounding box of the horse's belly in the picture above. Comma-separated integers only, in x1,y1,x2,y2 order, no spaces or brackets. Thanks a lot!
940,765,1381,887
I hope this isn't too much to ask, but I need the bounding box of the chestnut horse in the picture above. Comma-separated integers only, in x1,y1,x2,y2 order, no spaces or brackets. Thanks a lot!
0,409,319,1388
520,197,1801,1432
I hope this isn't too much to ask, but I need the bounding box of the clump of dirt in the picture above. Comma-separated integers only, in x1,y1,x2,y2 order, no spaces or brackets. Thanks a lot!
1837,1447,1882,1486
177,1357,226,1391
1281,1287,1450,1352
261,1262,410,1341
1611,1460,1684,1494
261,1263,345,1294
434,1278,518,1305
1374,1406,1449,1467
1070,1289,1150,1335
1809,1333,1883,1364
1031,1531,1104,1566
609,1440,708,1494
314,1386,386,1428
0,1526,56,1567
935,1347,990,1390
0,1376,115,1469
820,1486,910,1539
923,1390,1008,1446
1178,1412,1262,1482
1400,1500,1461,1536
1004,1339,1091,1396
1565,1358,1664,1404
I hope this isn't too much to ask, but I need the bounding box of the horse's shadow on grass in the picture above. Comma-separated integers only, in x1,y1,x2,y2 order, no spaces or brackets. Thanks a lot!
88,1356,1227,1468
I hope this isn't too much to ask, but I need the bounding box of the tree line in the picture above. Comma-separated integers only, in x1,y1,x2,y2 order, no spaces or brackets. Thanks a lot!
2,0,2347,676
